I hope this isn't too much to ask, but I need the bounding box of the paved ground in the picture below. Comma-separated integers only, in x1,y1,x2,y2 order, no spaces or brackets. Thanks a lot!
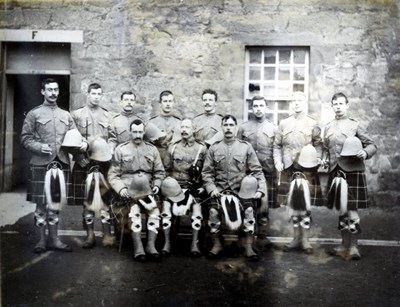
1,191,400,306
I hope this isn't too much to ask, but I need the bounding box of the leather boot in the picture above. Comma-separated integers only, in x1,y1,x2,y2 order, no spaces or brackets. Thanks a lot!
131,232,146,262
190,229,201,257
48,224,72,252
83,221,96,249
207,233,223,259
145,231,161,262
243,234,259,261
102,223,115,247
349,233,361,260
161,228,171,257
283,226,301,251
300,227,313,254
33,225,47,254
329,230,350,256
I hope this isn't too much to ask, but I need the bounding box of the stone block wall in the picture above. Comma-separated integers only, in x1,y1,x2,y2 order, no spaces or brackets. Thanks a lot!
1,0,399,206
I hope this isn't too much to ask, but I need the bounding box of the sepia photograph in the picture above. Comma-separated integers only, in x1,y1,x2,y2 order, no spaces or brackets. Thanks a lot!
0,0,399,306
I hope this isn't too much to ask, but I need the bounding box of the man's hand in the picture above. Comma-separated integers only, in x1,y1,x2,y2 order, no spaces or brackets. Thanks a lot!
41,144,52,155
356,150,367,160
211,190,220,198
254,191,263,199
275,161,284,172
79,142,88,153
152,186,160,194
119,188,130,199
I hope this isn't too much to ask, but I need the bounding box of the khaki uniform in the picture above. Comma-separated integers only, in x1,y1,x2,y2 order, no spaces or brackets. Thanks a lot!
108,141,165,193
323,116,376,172
202,139,266,195
108,112,142,152
148,113,181,163
193,113,223,144
164,138,207,185
71,106,110,143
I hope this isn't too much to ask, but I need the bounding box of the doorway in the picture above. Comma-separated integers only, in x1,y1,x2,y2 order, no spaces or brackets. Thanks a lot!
10,74,70,191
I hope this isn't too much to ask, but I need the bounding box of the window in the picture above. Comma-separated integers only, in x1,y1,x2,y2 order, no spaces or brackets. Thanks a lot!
244,47,310,124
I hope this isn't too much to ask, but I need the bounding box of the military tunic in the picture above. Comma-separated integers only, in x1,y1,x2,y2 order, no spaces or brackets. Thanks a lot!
202,139,266,196
108,112,142,152
21,102,76,207
108,141,165,194
323,115,377,209
273,113,323,207
238,117,278,208
193,112,223,145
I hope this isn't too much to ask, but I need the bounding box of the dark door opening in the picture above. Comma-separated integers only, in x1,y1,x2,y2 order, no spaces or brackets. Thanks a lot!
11,74,70,191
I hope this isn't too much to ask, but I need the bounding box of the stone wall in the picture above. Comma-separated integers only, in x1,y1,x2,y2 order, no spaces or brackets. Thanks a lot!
1,0,399,206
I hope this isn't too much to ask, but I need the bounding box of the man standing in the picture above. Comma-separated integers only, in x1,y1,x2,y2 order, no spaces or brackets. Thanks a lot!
21,78,82,253
108,91,143,153
238,96,278,249
202,115,266,261
148,90,181,163
322,92,377,260
273,91,323,254
193,89,223,147
108,119,165,262
162,118,208,257
71,83,114,248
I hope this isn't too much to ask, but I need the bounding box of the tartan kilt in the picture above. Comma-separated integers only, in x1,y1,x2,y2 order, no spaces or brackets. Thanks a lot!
327,167,369,210
68,161,110,206
277,165,323,208
26,161,71,208
264,171,279,209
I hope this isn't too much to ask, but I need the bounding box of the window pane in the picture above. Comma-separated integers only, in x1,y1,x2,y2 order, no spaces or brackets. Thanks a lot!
277,83,291,97
278,67,290,80
264,49,276,64
277,100,291,110
293,84,304,92
264,67,275,80
293,49,306,64
279,49,291,64
263,84,275,97
249,67,261,80
249,50,262,64
278,113,289,123
293,67,305,81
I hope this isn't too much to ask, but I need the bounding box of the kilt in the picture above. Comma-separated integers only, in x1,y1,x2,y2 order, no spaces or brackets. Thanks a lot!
277,165,323,208
264,171,278,209
68,161,110,206
26,161,70,209
327,167,369,210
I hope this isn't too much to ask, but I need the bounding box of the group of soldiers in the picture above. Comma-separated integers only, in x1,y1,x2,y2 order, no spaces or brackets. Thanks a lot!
21,78,377,263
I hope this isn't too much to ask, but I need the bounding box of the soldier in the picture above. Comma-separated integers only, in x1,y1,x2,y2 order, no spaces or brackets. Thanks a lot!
108,119,165,262
322,92,377,260
108,91,142,153
161,118,208,257
273,91,323,254
193,89,223,147
148,90,181,163
21,78,83,253
202,115,266,261
238,96,278,249
71,83,115,248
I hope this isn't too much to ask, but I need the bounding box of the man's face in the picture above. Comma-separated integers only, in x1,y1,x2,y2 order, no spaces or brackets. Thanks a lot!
332,97,349,117
88,88,103,107
291,94,306,113
121,94,136,113
252,99,267,118
131,123,145,145
202,93,217,114
41,82,59,104
180,119,194,140
222,118,237,140
160,94,174,114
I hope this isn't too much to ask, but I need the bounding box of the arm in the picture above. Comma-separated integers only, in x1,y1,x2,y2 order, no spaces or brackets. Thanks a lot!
246,145,267,197
151,147,166,191
20,112,45,154
107,148,127,195
201,147,218,195
357,125,377,159
273,124,284,171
